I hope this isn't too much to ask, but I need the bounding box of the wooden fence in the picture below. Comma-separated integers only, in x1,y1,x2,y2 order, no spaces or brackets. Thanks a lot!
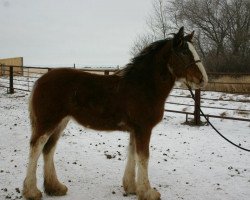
0,65,249,124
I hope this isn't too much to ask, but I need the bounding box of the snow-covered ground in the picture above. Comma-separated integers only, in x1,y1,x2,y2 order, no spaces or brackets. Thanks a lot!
0,88,249,200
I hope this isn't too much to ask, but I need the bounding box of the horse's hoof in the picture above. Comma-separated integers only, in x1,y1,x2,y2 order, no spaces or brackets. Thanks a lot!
22,188,42,200
44,181,68,196
137,188,161,200
123,178,136,195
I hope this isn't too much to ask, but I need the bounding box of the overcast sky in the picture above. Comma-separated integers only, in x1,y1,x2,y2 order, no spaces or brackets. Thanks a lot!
0,0,152,67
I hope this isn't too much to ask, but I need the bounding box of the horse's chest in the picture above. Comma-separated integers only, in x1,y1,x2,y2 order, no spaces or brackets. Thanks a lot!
125,101,164,128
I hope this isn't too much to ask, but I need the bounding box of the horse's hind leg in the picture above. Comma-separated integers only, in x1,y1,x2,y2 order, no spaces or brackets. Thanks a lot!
43,117,69,196
123,132,136,195
23,134,50,200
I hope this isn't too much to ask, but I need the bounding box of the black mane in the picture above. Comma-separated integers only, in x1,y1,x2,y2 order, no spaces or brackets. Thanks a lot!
119,38,172,77
131,39,168,65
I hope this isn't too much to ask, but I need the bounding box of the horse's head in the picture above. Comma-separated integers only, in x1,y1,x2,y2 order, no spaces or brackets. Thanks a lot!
168,27,208,89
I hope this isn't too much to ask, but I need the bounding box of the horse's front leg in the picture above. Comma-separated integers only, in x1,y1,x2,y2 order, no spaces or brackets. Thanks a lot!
135,128,161,200
123,132,136,194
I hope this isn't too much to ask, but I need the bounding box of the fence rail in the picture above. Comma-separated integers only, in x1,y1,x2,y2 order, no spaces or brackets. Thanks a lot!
1,65,249,124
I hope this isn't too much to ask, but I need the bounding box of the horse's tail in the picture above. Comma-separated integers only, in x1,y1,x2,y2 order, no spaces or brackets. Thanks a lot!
28,82,38,145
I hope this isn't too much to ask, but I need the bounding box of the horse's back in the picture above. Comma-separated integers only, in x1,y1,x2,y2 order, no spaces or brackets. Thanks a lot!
33,68,121,102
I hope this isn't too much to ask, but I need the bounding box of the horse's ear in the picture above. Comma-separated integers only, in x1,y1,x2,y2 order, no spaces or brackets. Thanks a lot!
173,26,184,48
177,26,184,37
184,31,194,42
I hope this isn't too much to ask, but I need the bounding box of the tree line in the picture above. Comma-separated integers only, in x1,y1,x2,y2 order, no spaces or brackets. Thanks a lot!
131,0,250,73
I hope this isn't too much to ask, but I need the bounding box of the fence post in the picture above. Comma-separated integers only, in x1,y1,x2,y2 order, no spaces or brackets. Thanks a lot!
28,67,30,91
194,89,201,125
9,66,14,94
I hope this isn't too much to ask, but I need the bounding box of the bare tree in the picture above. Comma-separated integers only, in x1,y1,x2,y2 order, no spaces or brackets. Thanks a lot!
147,0,171,39
131,0,250,72
226,0,250,57
130,0,172,56
169,0,231,56
130,34,155,56
167,0,250,72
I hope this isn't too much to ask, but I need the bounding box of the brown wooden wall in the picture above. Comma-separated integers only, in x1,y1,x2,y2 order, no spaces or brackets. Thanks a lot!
0,57,23,76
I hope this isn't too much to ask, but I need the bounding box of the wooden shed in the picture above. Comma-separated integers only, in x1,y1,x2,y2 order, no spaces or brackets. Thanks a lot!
0,57,23,76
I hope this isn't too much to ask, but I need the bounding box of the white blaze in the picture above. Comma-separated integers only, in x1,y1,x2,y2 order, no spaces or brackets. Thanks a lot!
187,42,208,84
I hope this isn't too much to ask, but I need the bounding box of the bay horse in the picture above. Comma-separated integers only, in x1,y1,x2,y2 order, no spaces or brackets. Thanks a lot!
23,27,208,200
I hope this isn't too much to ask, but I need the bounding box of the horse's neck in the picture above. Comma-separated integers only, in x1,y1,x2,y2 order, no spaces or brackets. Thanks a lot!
153,45,176,100
154,62,176,101
121,42,175,101
156,42,176,100
122,59,175,100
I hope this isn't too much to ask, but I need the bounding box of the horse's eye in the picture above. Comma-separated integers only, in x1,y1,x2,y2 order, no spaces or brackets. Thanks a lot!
180,49,189,55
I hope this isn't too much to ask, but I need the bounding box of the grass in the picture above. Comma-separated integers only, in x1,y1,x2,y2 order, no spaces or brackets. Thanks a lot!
236,110,249,117
205,75,250,93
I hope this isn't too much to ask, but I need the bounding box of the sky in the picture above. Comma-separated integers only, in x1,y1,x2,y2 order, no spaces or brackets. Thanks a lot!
0,0,152,67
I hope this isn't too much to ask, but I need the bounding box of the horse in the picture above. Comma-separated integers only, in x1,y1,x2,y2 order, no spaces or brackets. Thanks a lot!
23,27,208,200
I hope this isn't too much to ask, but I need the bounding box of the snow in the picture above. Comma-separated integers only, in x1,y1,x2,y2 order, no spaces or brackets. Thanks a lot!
0,88,249,200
